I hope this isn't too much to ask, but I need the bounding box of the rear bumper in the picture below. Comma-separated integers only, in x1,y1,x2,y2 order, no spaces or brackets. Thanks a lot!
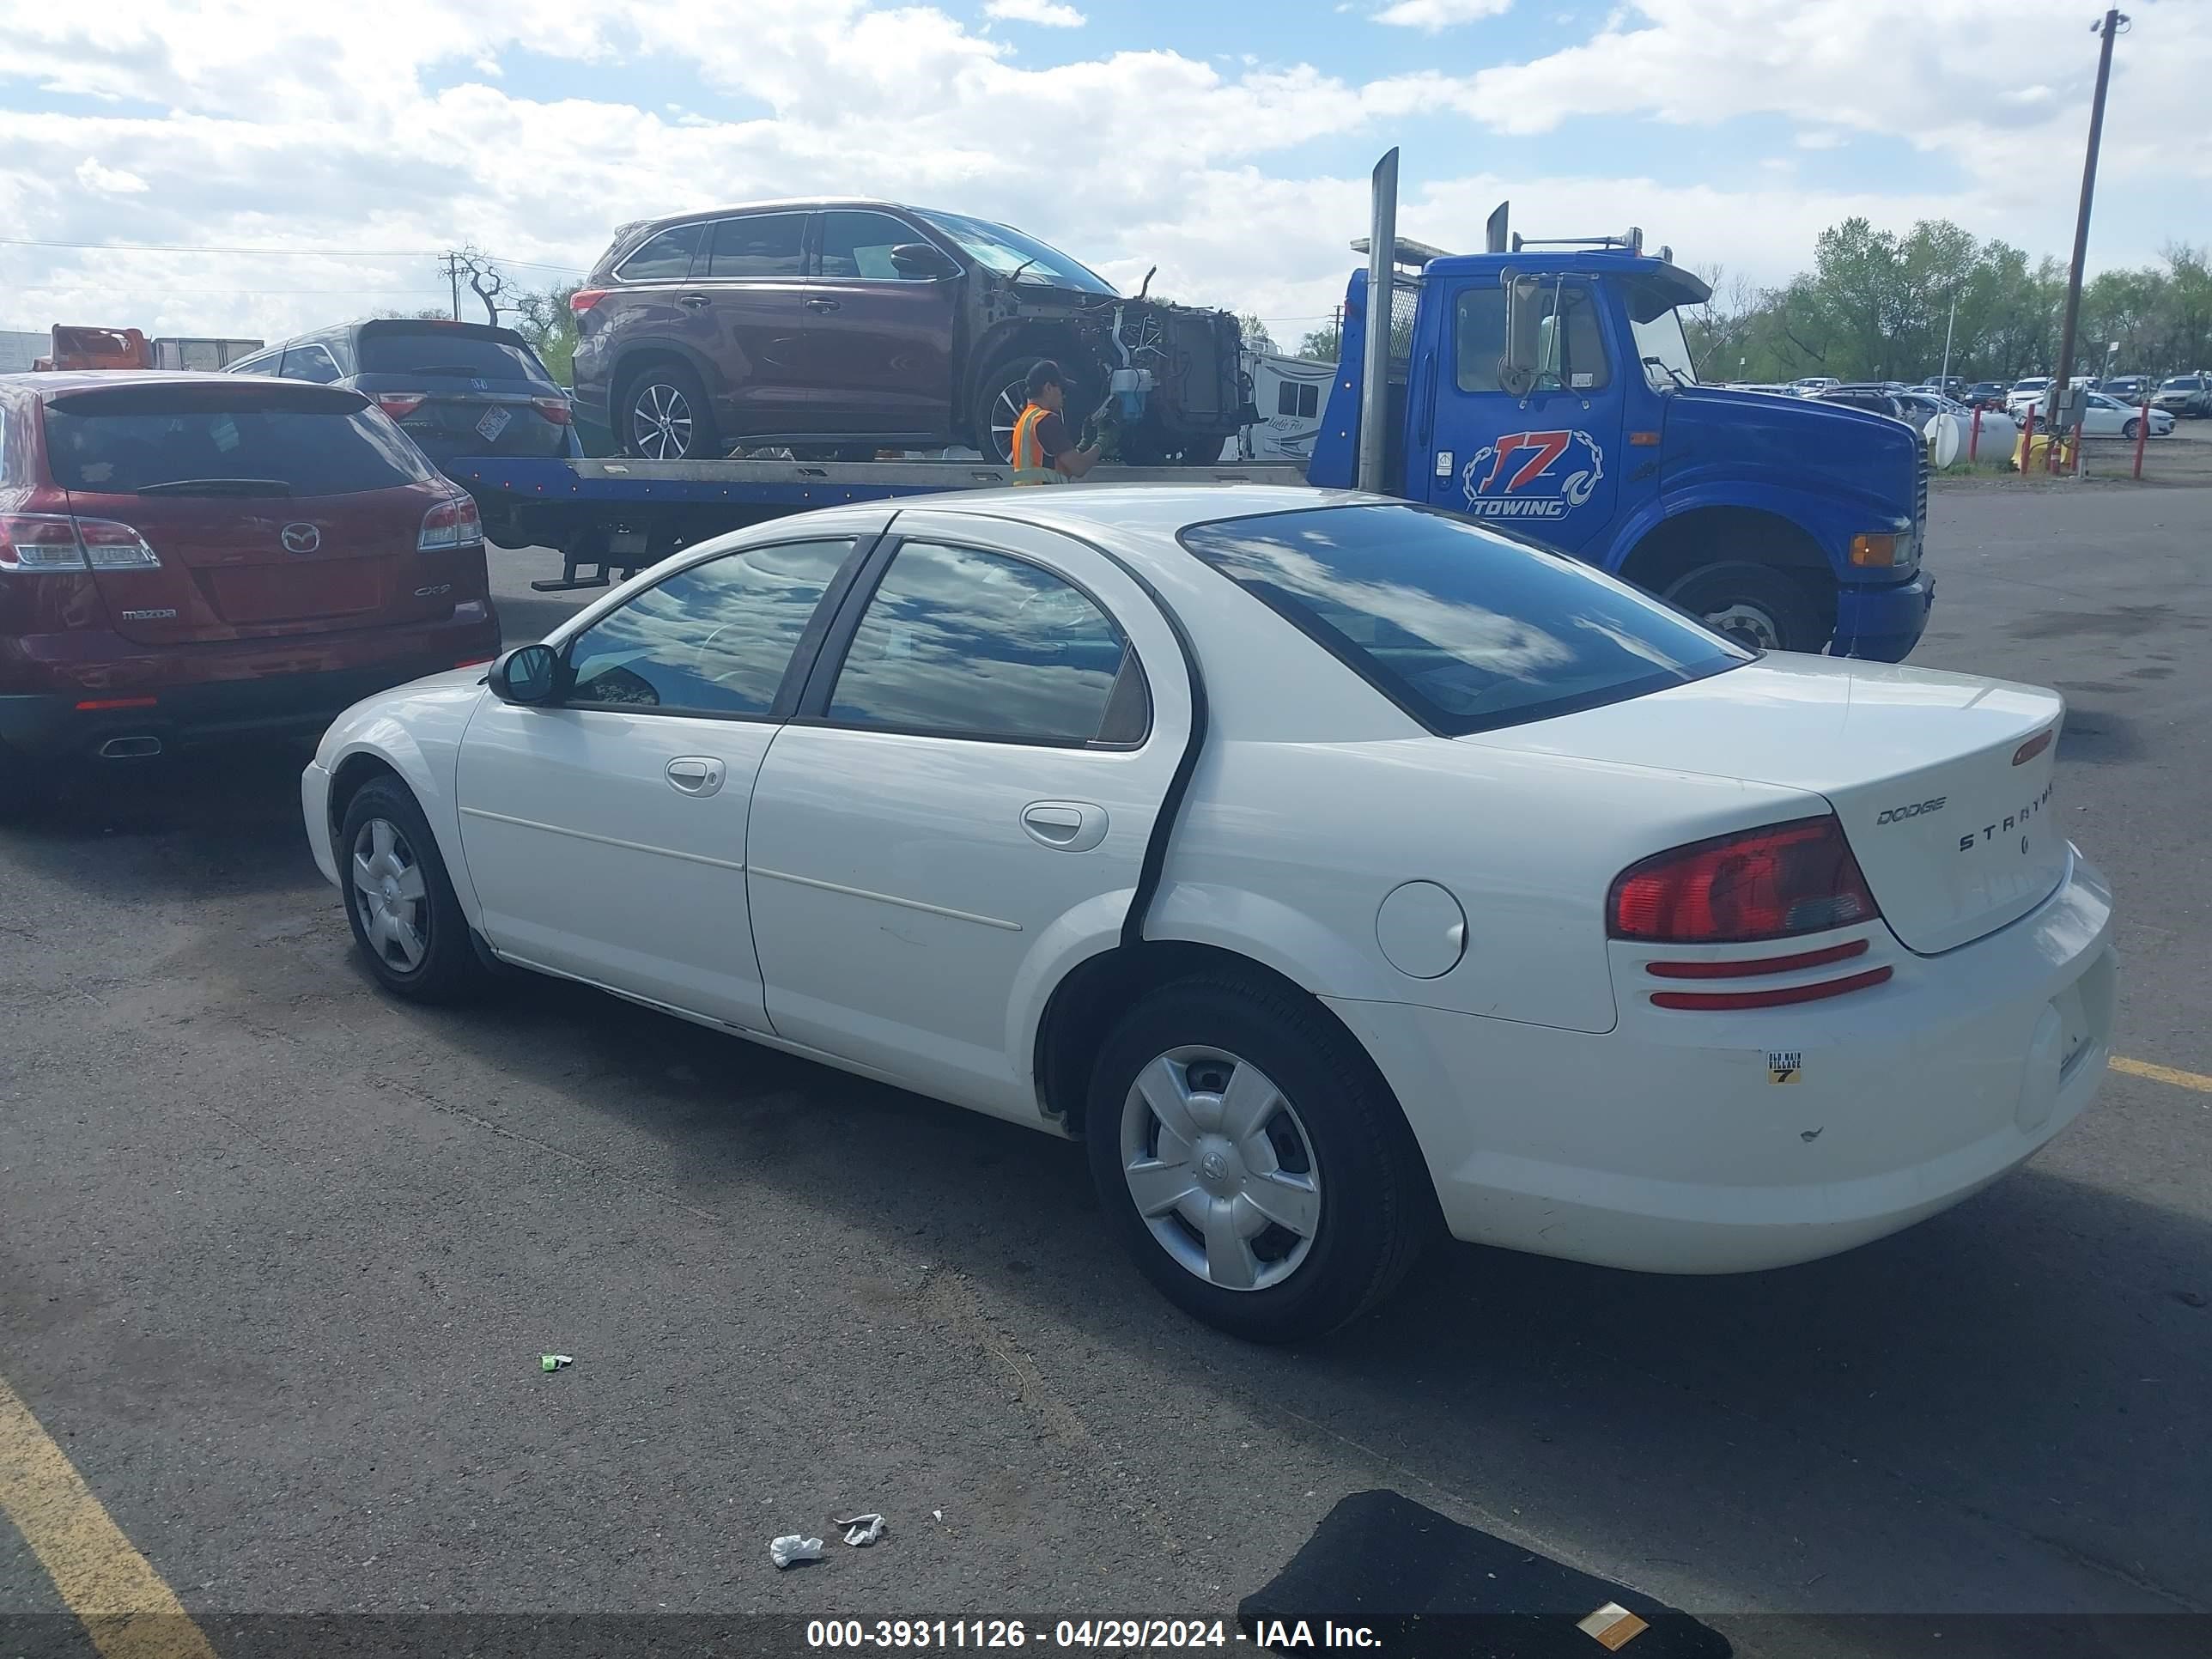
0,608,499,760
1328,848,2115,1274
1832,572,1933,663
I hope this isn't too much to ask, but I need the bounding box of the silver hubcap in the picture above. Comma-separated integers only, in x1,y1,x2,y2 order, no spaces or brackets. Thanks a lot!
1120,1047,1322,1292
633,382,693,459
989,378,1027,463
1703,601,1784,651
350,817,429,973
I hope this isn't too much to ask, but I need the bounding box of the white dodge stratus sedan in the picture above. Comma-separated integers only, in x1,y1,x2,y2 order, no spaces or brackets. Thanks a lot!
302,487,2116,1342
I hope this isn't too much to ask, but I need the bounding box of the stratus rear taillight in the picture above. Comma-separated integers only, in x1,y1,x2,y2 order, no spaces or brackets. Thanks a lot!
377,392,427,420
568,289,608,314
532,396,573,425
0,513,161,572
418,495,483,552
1609,815,1878,945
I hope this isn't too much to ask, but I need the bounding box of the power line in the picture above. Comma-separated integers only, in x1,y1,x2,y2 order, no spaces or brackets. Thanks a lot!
8,285,441,295
0,236,583,273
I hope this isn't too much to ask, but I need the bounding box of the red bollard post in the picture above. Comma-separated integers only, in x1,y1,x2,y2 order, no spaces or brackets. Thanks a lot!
1969,405,1982,463
2020,404,2036,476
2134,399,2150,480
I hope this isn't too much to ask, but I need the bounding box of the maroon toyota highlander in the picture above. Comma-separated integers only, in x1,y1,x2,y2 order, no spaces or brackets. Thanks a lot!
0,373,500,781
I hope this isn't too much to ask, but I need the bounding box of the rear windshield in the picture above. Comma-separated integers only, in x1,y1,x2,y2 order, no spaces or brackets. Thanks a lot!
356,325,553,383
43,390,437,495
1180,505,1750,736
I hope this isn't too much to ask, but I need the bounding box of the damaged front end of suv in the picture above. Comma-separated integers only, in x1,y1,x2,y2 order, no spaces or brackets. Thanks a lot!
973,276,1255,466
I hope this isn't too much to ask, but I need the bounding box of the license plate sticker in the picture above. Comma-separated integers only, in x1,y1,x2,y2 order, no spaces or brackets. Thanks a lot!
476,406,512,442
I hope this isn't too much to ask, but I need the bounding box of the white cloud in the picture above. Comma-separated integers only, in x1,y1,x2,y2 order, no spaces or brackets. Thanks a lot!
983,0,1085,25
74,158,148,193
1373,0,1513,27
0,0,2201,345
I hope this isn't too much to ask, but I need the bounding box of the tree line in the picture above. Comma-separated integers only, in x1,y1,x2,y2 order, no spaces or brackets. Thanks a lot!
1686,219,2212,386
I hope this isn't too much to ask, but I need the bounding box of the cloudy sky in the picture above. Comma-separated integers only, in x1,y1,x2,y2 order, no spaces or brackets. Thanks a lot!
3,0,2206,348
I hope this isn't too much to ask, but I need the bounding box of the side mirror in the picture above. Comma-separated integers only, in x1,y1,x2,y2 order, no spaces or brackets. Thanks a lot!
489,642,564,706
889,242,957,280
1499,271,1554,399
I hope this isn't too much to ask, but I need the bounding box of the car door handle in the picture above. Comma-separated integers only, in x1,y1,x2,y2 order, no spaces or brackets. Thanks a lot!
1022,800,1108,853
678,294,711,310
666,757,727,797
803,297,841,312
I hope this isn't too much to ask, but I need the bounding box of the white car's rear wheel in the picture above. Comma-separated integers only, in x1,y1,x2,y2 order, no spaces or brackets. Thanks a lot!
1085,975,1431,1343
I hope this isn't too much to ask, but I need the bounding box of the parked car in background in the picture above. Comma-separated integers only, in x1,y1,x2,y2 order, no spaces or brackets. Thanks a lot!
305,488,2112,1341
1964,380,2009,410
0,373,498,785
2154,374,2212,417
228,320,579,471
1787,376,1840,398
2097,375,2149,404
2006,377,2052,415
1916,375,1967,399
2077,391,2172,439
1814,384,1908,420
569,199,1251,467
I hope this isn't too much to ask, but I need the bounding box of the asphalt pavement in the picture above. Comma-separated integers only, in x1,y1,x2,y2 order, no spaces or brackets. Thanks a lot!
3,478,2209,1656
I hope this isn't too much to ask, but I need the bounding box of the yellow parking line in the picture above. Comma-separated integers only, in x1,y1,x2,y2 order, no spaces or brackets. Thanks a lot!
2111,1055,2212,1095
0,1375,219,1659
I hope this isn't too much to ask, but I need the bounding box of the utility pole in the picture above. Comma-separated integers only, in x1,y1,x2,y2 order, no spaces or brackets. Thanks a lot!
1938,286,1958,389
441,252,461,322
2050,8,2127,450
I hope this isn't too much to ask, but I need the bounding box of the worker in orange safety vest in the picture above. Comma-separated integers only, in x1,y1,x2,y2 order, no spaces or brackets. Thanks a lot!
1008,359,1109,480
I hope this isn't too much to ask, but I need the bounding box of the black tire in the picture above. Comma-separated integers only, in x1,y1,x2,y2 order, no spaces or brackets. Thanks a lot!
969,356,1042,465
2122,418,2140,441
1085,975,1431,1344
618,361,720,461
337,776,488,1004
1664,560,1828,653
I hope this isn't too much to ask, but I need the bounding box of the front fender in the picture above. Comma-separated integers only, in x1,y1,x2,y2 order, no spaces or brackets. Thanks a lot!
1600,481,1848,577
312,674,489,927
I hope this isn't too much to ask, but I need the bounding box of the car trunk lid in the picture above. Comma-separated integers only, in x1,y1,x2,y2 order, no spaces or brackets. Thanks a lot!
1466,654,2069,955
42,380,469,647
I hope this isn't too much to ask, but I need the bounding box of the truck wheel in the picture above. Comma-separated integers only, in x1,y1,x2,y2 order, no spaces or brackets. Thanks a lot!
620,362,720,461
971,357,1042,465
1664,562,1826,653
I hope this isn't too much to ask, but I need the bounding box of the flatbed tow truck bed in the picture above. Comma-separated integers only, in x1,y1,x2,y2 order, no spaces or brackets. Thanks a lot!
451,454,1310,591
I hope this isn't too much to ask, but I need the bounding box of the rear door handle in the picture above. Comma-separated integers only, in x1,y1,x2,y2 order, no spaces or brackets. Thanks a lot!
804,296,842,312
678,294,711,310
1022,800,1108,852
666,757,727,797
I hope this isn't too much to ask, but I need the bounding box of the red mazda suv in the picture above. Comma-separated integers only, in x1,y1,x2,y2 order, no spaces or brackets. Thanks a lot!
0,374,500,782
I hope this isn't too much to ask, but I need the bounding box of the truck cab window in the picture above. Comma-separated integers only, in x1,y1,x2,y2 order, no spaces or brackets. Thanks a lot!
1457,284,1608,394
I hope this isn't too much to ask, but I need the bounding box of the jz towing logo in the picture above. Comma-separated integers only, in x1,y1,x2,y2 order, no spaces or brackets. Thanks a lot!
1462,428,1605,520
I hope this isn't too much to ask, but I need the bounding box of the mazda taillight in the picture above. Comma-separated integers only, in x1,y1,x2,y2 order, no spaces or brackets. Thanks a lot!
377,392,427,420
0,513,161,571
418,495,483,551
568,289,608,314
1608,815,1878,945
532,396,573,425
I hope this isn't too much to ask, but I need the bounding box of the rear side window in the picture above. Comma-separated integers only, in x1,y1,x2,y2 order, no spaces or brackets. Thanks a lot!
566,538,854,717
356,327,552,384
1181,505,1747,737
41,391,437,495
615,223,704,282
826,542,1141,744
708,214,807,279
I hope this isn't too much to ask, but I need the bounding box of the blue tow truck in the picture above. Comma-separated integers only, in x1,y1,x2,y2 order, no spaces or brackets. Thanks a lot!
455,152,1929,659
